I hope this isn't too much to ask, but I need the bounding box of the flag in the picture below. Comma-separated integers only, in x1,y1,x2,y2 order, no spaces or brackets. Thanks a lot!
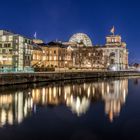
110,26,115,35
34,32,37,39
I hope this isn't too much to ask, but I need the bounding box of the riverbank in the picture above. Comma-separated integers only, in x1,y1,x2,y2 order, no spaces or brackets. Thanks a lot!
0,71,140,86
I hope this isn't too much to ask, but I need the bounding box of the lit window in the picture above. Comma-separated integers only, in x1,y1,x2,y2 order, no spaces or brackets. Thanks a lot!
19,36,24,43
15,39,18,43
54,56,56,60
9,36,13,41
2,36,6,41
33,55,36,60
43,56,46,60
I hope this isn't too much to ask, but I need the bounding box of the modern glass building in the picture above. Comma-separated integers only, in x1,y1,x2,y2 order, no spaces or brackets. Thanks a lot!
0,30,33,72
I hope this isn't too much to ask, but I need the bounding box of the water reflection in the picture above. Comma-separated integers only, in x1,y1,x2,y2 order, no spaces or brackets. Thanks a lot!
0,79,128,127
102,80,128,122
0,92,33,127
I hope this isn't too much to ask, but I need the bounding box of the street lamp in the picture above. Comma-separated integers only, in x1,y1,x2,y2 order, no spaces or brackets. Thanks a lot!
65,61,67,72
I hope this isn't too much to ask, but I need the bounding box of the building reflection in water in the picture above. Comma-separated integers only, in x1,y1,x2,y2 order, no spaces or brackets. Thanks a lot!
0,79,128,126
102,80,128,122
0,92,33,127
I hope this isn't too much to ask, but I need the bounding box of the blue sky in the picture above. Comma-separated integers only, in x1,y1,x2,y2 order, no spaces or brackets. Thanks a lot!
0,0,140,63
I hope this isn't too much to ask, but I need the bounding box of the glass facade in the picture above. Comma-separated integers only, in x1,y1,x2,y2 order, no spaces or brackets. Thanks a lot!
0,30,33,72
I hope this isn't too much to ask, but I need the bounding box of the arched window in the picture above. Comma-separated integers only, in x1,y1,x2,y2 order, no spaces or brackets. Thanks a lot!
110,59,115,64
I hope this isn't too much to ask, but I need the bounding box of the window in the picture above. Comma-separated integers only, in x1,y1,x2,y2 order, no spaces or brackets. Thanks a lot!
0,44,2,48
110,52,115,57
15,39,18,43
111,59,115,64
4,43,11,48
54,50,56,54
2,49,6,53
43,56,46,61
15,45,18,49
9,36,13,41
111,38,115,43
25,39,27,43
54,56,57,60
4,44,7,47
8,43,11,47
50,56,52,60
9,49,12,54
2,36,6,41
33,55,36,60
19,36,23,43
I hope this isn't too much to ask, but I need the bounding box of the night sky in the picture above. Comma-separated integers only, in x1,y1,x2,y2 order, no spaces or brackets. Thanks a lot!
0,0,140,63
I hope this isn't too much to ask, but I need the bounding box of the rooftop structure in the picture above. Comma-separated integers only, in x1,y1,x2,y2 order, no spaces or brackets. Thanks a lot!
69,33,93,47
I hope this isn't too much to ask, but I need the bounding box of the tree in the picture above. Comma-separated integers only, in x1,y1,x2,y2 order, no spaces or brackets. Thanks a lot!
88,48,97,69
88,49,104,70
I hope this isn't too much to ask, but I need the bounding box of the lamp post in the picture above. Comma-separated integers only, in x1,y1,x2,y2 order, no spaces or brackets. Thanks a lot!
65,61,67,73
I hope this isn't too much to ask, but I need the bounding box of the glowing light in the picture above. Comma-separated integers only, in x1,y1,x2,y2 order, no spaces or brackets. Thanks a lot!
69,33,92,46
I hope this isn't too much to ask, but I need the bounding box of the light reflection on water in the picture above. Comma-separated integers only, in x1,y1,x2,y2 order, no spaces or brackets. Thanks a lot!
0,78,128,127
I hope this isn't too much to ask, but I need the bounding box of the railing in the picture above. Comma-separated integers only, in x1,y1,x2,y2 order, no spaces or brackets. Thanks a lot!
0,67,34,73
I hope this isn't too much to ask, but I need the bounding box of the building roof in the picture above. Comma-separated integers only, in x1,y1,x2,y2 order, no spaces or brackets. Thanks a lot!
36,43,48,46
37,41,67,48
0,29,33,40
47,41,62,46
33,45,42,51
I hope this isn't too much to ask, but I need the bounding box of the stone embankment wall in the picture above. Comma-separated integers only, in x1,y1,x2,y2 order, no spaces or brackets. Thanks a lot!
0,71,140,86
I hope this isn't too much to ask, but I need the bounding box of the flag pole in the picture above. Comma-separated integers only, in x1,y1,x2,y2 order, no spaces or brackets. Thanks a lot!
113,26,115,36
110,26,115,36
34,32,37,39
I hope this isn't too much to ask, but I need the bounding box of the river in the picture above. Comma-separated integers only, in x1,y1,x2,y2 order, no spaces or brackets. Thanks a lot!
0,77,140,140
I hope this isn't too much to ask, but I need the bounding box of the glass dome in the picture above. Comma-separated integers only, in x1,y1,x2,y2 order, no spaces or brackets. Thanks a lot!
69,33,93,47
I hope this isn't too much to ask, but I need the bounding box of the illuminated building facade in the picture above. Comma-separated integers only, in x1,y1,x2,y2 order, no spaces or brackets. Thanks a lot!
32,42,69,68
0,28,128,71
0,30,33,71
103,35,128,70
31,45,43,67
63,30,129,70
31,28,128,70
69,46,104,68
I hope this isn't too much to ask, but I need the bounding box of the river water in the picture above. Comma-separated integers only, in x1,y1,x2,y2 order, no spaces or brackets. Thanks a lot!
0,77,140,140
